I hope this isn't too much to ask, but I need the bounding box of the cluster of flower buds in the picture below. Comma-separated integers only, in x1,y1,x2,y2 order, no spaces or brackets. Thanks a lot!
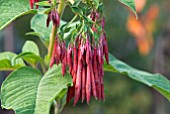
29,0,39,9
48,9,66,76
47,10,60,28
66,10,109,105
50,37,67,76
48,5,109,105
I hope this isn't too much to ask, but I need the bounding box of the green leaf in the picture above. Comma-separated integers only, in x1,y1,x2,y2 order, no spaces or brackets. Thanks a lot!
104,54,170,101
22,41,40,56
1,65,72,114
16,41,42,67
118,0,138,18
31,14,51,45
0,52,25,71
35,1,51,7
16,52,45,67
0,0,37,30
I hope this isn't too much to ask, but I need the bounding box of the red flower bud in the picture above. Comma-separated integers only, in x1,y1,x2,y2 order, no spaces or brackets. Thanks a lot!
62,51,67,76
86,38,91,65
103,33,109,64
90,63,97,99
73,42,78,74
47,10,60,27
86,64,91,104
74,59,82,105
81,66,86,103
67,44,73,74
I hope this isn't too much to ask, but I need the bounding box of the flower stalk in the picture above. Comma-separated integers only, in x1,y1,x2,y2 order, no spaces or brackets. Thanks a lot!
48,0,66,60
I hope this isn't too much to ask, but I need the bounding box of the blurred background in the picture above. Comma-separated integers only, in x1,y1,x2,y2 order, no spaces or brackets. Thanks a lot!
1,0,170,114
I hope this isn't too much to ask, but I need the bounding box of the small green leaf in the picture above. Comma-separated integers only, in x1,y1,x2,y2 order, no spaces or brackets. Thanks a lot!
104,54,170,101
1,65,72,114
16,52,45,67
17,41,42,67
0,0,37,30
22,41,40,56
0,52,25,71
118,0,138,18
31,14,52,45
35,1,51,7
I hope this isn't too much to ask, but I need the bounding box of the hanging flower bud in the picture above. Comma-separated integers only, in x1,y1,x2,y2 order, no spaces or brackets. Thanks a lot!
50,38,67,76
86,64,91,104
103,32,109,64
47,10,60,27
81,66,86,102
61,42,67,76
67,43,73,74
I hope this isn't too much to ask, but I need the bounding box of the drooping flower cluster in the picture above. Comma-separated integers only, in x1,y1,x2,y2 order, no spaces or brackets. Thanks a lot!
29,0,39,9
50,38,67,76
48,7,109,105
66,10,109,105
47,10,67,76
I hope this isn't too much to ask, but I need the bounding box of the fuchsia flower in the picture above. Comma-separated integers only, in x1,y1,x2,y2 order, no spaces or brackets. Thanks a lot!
50,10,109,105
29,0,39,9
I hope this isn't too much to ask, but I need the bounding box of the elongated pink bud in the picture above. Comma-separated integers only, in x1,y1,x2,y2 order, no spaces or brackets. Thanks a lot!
62,50,67,76
97,63,101,100
93,47,97,73
67,44,73,74
93,48,100,99
60,42,65,60
73,71,77,84
86,64,91,104
100,46,104,65
90,63,97,99
74,59,82,105
103,32,109,64
86,39,90,64
56,43,60,65
97,47,102,65
81,66,86,102
80,39,85,60
73,43,77,74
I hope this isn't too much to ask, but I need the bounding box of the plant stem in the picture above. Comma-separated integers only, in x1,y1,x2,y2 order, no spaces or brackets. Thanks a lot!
47,0,66,59
48,24,57,58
